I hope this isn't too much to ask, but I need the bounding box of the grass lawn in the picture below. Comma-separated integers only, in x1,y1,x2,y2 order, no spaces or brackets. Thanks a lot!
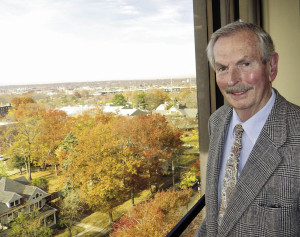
9,168,63,193
178,130,200,168
54,226,85,237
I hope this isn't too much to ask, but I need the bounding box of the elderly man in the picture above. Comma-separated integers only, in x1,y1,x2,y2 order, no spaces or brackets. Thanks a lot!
196,21,300,236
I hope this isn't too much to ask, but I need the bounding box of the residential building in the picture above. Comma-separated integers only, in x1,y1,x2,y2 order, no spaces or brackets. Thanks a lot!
154,103,197,119
0,176,56,230
0,106,11,117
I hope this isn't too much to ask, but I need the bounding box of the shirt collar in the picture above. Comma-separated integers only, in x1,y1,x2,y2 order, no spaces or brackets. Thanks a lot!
229,89,276,144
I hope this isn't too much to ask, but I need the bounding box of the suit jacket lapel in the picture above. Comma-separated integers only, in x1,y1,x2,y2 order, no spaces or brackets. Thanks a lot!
218,91,288,236
206,105,232,236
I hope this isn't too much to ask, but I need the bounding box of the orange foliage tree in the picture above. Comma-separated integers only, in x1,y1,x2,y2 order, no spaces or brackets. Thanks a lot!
57,113,127,223
6,103,46,180
36,109,69,173
121,114,183,194
113,117,146,205
55,111,183,223
10,96,35,109
111,189,193,237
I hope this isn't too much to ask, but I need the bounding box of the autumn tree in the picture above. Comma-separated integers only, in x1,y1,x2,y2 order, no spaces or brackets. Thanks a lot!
0,125,16,156
74,122,126,223
178,89,197,108
113,117,146,205
145,89,170,110
120,114,183,194
6,103,45,180
10,96,35,109
57,113,125,224
7,118,41,180
36,109,69,174
10,100,45,122
111,189,193,237
179,171,198,189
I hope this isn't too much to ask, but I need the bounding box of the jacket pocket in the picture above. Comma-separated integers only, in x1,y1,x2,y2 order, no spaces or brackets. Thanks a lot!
259,204,300,236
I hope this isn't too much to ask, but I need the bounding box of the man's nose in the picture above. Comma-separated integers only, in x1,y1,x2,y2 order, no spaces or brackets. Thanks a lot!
227,67,240,86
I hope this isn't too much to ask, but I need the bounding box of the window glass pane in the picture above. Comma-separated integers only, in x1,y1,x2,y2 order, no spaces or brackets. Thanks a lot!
0,1,199,236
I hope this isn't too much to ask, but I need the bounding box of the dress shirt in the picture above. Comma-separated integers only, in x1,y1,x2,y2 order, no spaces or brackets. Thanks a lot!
218,89,276,204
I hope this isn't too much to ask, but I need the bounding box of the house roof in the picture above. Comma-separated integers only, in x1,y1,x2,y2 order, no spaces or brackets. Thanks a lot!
59,105,95,116
0,177,25,194
103,105,148,116
155,103,168,111
183,108,198,118
153,110,169,116
103,105,124,114
168,106,198,118
0,191,22,204
0,177,50,215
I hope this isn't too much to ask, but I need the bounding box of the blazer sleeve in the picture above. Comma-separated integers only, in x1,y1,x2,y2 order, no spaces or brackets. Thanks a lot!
194,218,207,237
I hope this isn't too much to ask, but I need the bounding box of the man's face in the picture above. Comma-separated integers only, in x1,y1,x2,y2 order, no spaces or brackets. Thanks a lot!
213,30,278,121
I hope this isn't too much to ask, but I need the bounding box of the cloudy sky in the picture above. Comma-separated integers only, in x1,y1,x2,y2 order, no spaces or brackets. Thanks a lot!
0,0,196,86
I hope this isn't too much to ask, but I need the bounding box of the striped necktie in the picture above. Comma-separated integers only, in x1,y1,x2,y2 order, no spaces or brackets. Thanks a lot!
218,124,244,225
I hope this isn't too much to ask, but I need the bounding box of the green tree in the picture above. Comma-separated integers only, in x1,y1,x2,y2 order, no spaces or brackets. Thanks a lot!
31,178,49,191
132,92,147,109
8,210,53,237
111,93,127,106
58,189,84,237
56,131,78,187
8,155,25,175
0,163,8,177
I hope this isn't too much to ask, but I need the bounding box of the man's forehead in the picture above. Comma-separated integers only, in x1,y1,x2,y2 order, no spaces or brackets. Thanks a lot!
215,30,257,45
213,31,260,58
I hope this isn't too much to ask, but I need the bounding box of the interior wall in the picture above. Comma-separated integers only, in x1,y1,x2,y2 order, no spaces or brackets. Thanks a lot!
263,0,300,106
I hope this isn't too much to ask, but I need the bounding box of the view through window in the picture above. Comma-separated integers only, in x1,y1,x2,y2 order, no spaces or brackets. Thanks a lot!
0,1,200,236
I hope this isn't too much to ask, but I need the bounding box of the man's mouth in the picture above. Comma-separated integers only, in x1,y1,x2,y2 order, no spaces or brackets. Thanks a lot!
232,91,247,95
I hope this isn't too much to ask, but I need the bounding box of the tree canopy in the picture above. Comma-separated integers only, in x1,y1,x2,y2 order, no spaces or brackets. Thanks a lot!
111,93,127,106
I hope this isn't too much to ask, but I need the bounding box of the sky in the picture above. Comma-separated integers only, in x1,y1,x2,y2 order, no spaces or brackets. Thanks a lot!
0,0,196,86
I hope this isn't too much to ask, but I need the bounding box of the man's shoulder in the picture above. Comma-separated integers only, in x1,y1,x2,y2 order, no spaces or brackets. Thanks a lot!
209,104,232,124
276,92,300,120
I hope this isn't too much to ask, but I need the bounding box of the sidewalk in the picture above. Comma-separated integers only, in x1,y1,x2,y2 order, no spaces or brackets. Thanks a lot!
74,223,110,236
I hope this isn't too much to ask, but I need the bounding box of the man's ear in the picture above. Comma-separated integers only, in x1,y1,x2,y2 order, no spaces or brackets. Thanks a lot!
268,53,279,82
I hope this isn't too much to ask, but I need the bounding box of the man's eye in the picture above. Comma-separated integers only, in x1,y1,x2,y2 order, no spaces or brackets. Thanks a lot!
243,62,250,67
217,67,226,72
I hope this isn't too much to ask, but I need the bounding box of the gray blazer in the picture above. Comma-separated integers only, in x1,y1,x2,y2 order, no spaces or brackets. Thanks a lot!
196,90,300,236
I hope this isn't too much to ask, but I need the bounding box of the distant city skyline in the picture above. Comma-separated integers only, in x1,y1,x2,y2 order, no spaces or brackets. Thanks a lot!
0,0,196,86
